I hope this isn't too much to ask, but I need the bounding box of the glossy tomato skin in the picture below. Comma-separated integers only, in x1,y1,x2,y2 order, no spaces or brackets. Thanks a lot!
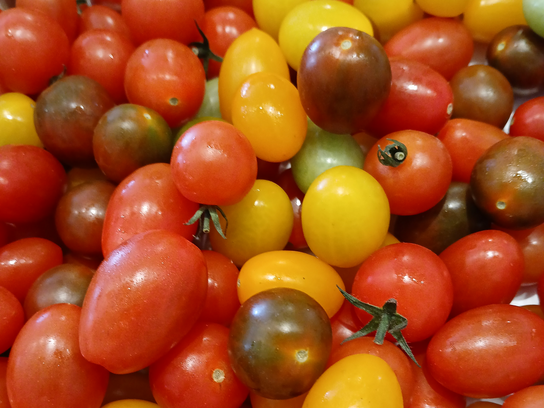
0,286,24,354
384,17,473,80
7,304,109,408
510,96,544,142
34,75,115,167
101,163,199,257
0,92,42,147
352,243,453,343
439,230,524,317
149,322,249,408
297,27,391,135
78,5,132,39
470,136,544,230
229,287,332,400
0,8,70,95
437,118,509,183
0,145,67,225
16,0,79,43
503,385,544,408
427,304,544,398
367,57,454,136
364,130,452,215
79,230,208,374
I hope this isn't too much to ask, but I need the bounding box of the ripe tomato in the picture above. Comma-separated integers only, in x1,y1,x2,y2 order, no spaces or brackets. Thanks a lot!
78,5,132,39
0,92,42,147
102,401,160,408
301,166,390,268
503,385,544,408
252,0,306,40
510,96,544,142
16,0,79,43
0,286,24,354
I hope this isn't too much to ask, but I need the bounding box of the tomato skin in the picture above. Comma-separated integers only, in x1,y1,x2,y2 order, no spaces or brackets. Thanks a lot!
384,17,474,80
79,230,208,374
101,163,199,257
0,358,8,407
503,385,544,408
363,130,453,215
149,322,249,408
510,96,544,142
367,57,454,136
0,286,24,354
0,145,67,225
0,92,42,147
427,304,544,398
439,230,524,317
7,304,109,408
78,5,132,39
436,118,509,183
16,0,79,43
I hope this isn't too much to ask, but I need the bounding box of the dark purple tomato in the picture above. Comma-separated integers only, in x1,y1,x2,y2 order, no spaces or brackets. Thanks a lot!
487,25,544,92
34,75,115,167
228,287,332,400
470,136,544,230
449,64,514,129
297,26,391,135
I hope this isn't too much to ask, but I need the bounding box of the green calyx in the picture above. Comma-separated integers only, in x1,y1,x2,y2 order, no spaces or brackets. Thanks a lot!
185,205,228,239
338,286,420,367
377,139,408,167
189,21,223,76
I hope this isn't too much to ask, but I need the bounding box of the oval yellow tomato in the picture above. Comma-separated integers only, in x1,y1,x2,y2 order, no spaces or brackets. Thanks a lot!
238,250,345,317
415,0,470,17
302,354,403,408
231,71,307,163
253,0,309,41
278,0,373,71
218,28,290,123
301,166,390,268
102,400,160,408
0,92,43,147
209,179,293,266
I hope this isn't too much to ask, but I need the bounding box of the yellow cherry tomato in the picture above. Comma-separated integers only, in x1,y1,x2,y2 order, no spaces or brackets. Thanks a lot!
102,400,160,408
380,231,400,248
253,0,309,41
301,165,390,268
209,179,293,266
353,0,424,43
415,0,470,17
238,250,345,317
218,28,290,123
463,0,527,43
278,0,373,71
302,354,403,408
0,93,42,147
231,72,307,163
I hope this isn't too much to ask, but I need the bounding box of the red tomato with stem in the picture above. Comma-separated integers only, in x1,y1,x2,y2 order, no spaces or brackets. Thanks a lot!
510,96,544,142
16,0,79,43
0,286,24,354
363,130,453,216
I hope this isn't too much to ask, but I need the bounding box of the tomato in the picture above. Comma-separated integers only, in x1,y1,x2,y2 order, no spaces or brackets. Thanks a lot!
121,0,204,45
252,0,306,40
150,322,249,408
231,71,307,162
510,96,544,142
0,8,70,95
0,92,42,147
450,64,514,129
208,180,293,266
69,29,135,104
439,230,524,317
463,0,527,43
297,27,391,134
125,39,206,128
218,28,289,123
93,104,174,183
171,120,257,206
229,287,332,399
195,77,222,119
101,163,199,257
0,145,67,225
0,358,8,406
366,57,454,136
301,166,390,268
79,230,208,374
470,136,544,230
275,169,307,249
16,0,79,43
34,75,115,167
23,263,94,320
278,0,373,71
363,131,453,215
7,304,109,408
524,0,544,38
436,118,509,183
384,17,474,80
0,286,24,354
427,304,544,398
102,401,160,408
102,372,156,405
250,390,307,408
503,385,544,408
238,250,345,317
65,167,109,191
78,5,132,39
414,0,469,17
302,354,403,408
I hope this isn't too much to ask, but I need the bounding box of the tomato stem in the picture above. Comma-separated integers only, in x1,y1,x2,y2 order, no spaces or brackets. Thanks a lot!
189,21,223,77
377,139,408,167
185,205,228,239
338,286,420,367
48,65,67,86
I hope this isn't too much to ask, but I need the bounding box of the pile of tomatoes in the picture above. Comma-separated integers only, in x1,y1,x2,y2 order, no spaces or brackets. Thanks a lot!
2,0,544,407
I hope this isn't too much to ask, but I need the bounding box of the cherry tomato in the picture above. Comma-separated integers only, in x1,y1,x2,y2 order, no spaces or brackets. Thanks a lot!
252,0,306,40
16,0,79,43
0,92,42,147
524,0,544,38
78,5,132,39
0,358,8,406
510,96,544,142
102,401,160,408
0,286,24,354
414,0,470,17
503,385,544,408
204,0,253,17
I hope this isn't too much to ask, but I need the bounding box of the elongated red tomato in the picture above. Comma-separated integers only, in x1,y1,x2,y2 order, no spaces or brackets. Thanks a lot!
79,229,208,374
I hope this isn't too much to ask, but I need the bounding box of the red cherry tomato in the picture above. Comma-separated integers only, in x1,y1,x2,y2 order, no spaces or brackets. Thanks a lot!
510,96,544,142
0,286,24,354
503,385,544,408
78,4,132,39
16,0,79,43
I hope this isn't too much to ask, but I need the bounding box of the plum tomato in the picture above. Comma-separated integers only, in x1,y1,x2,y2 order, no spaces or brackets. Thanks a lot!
297,26,391,135
509,96,544,142
79,230,208,374
427,304,544,398
228,287,332,400
0,286,24,354
363,131,453,215
470,136,544,230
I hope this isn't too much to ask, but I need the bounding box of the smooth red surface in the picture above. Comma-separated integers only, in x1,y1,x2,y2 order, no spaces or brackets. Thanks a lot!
0,287,24,354
78,5,132,39
503,385,544,408
17,0,78,43
510,96,544,142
